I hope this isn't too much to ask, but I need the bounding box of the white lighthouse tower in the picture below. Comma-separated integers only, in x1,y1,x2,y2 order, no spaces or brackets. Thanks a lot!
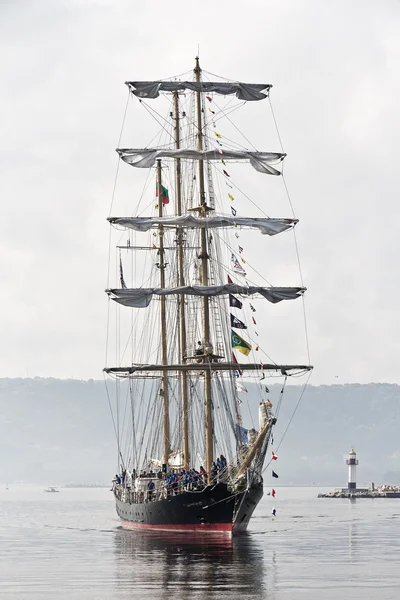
346,448,358,491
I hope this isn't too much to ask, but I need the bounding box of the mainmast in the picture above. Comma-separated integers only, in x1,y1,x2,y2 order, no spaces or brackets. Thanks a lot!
194,57,213,475
173,91,190,470
157,159,170,465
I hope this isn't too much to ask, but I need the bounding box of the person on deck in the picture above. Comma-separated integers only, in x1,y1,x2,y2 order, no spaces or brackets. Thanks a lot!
147,479,155,502
199,466,208,486
210,462,218,483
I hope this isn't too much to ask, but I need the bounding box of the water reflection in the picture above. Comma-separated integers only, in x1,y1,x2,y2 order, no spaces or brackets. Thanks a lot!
114,530,267,599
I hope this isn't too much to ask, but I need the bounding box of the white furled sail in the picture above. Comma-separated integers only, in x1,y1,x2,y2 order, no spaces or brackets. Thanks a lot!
126,81,272,101
108,215,297,235
106,285,306,308
116,148,285,175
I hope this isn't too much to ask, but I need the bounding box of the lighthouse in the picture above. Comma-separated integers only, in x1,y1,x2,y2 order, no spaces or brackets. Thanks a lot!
346,448,358,491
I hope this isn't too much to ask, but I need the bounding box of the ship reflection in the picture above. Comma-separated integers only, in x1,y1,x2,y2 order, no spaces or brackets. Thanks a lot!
114,529,267,599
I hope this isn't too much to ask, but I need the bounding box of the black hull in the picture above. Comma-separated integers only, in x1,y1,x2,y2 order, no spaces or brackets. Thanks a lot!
115,482,263,535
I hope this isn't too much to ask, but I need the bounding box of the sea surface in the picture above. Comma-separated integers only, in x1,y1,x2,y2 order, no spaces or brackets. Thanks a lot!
0,485,399,599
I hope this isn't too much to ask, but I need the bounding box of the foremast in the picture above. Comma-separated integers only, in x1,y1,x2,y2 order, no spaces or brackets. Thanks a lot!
194,57,214,476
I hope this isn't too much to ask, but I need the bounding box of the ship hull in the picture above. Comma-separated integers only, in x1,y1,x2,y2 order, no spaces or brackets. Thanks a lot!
115,481,263,535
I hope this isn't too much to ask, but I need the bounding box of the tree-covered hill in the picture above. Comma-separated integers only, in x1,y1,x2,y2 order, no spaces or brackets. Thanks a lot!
0,378,399,486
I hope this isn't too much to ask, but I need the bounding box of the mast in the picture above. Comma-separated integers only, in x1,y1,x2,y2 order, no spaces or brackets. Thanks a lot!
194,57,213,475
157,159,170,465
173,91,190,470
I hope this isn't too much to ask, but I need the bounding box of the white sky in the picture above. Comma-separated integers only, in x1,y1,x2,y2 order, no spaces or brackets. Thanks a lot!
1,0,399,384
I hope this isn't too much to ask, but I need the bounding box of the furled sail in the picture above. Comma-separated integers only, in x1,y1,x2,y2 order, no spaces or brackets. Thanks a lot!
126,81,272,101
117,149,285,175
104,363,313,375
108,215,298,235
106,285,306,308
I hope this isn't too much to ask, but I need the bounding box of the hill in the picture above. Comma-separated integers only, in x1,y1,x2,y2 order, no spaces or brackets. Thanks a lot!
0,378,399,486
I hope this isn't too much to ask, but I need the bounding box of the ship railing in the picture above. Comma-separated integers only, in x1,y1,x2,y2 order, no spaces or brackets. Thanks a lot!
113,471,238,504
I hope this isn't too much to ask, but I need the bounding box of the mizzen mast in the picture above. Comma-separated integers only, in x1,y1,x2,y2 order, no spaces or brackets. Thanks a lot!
194,57,213,475
156,159,170,465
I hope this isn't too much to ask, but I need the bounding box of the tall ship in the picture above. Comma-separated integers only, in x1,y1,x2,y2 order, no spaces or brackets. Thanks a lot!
104,58,312,534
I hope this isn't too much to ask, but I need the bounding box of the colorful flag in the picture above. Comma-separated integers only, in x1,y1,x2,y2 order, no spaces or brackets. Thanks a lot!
156,183,170,205
231,330,252,356
208,108,215,114
230,314,247,329
228,193,234,201
119,255,127,289
272,451,278,461
206,96,212,102
231,253,246,276
214,132,222,138
221,159,226,165
235,424,248,444
223,170,230,177
272,471,279,478
229,294,243,309
252,317,257,325
231,206,237,217
271,488,276,497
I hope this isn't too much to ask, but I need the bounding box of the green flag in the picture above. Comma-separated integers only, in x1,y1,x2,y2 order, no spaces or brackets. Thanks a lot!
156,183,169,205
231,330,252,356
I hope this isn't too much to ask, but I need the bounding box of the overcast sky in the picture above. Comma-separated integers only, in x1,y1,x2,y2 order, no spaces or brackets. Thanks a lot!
1,0,399,385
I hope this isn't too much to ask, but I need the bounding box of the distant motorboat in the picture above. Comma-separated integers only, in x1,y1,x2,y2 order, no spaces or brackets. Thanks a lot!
44,487,59,493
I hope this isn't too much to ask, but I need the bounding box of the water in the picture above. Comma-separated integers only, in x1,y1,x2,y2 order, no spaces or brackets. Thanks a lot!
0,486,399,599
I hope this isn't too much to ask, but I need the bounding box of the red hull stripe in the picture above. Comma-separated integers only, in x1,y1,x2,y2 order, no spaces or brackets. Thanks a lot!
121,520,232,534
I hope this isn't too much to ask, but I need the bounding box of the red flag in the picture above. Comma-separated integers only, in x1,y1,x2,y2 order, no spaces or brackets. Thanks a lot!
223,170,230,177
252,317,257,325
206,95,212,102
272,452,278,461
227,275,233,284
271,488,276,497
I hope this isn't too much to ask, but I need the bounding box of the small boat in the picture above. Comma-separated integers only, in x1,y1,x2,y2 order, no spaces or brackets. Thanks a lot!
44,487,59,493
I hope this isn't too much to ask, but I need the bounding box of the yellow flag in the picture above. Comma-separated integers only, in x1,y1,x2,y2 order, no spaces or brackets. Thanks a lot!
214,132,222,138
228,193,234,201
